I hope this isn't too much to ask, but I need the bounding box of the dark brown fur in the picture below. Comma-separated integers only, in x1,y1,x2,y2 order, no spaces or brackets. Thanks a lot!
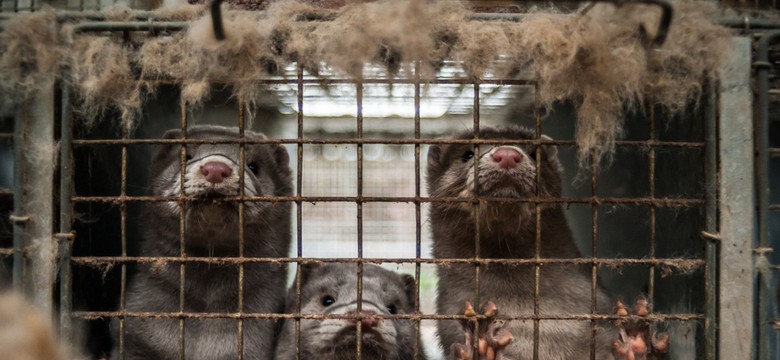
427,126,614,359
275,263,426,360
112,126,292,360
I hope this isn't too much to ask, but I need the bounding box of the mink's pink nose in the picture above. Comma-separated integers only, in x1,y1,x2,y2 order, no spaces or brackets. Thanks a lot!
348,310,380,331
201,162,232,184
491,147,522,169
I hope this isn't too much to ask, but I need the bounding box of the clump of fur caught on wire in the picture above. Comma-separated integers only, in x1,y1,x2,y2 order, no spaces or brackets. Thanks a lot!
0,9,60,112
0,0,731,166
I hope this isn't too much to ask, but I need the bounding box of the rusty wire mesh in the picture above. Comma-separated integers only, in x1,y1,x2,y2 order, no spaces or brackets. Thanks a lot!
49,21,712,360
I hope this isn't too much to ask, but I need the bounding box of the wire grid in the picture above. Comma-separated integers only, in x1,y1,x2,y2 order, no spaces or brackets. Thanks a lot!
59,25,709,360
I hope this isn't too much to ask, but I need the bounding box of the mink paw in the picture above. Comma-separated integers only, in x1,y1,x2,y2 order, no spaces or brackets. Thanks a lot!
612,296,669,360
453,301,512,360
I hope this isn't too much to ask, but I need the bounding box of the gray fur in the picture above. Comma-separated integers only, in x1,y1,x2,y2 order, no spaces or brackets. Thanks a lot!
112,126,292,360
275,263,426,360
427,126,614,359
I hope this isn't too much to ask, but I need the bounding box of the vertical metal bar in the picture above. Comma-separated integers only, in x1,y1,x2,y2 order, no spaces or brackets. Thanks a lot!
24,84,56,313
648,105,657,303
413,61,422,360
472,81,482,357
532,83,541,360
294,65,304,360
58,77,74,342
718,36,754,360
178,99,188,360
704,80,719,360
12,107,25,291
756,31,780,360
589,168,598,360
118,105,130,360
355,78,364,359
237,100,246,360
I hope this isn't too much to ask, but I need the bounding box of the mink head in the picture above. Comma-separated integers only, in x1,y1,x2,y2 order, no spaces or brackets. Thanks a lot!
426,126,563,215
287,263,418,359
147,125,292,246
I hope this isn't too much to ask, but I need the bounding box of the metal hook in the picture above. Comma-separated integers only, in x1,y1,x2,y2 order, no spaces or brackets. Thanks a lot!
636,0,673,47
211,0,225,41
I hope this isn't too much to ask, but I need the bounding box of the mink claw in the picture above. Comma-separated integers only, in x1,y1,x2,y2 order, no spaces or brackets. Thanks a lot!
611,296,668,360
453,301,512,360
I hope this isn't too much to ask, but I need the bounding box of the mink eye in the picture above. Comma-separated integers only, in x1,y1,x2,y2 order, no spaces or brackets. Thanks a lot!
386,304,398,315
462,150,475,162
247,162,259,175
321,295,335,307
185,154,193,161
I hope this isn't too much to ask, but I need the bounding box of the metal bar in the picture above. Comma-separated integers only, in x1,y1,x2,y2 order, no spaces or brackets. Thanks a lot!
69,310,704,322
413,61,422,360
58,72,75,342
704,79,719,360
756,30,780,360
24,83,56,313
355,77,364,360
718,36,754,360
69,256,706,267
589,159,598,360
68,195,706,206
237,100,246,360
648,104,656,310
207,0,672,45
12,103,25,291
472,81,482,358
71,138,706,147
71,21,188,33
294,64,304,360
178,94,188,360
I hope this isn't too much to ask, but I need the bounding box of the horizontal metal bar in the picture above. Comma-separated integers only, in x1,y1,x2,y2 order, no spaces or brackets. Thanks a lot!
0,248,13,256
70,256,704,267
71,137,705,148
70,311,705,322
70,195,705,206
98,77,537,85
71,21,188,33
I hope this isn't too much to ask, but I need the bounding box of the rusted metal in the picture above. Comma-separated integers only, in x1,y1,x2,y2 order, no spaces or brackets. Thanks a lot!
355,78,365,359
704,81,719,360
70,310,704,322
413,61,422,360
71,137,706,147
69,194,705,207
294,65,304,360
178,94,188,360
70,256,705,267
58,74,75,343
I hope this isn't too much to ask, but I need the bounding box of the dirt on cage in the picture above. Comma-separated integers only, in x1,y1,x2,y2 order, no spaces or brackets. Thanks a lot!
0,0,730,164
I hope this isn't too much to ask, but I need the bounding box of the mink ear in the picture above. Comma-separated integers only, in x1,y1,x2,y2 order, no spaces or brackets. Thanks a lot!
162,129,183,139
273,144,290,168
297,262,323,286
152,129,184,162
427,145,442,168
400,274,417,310
541,134,557,159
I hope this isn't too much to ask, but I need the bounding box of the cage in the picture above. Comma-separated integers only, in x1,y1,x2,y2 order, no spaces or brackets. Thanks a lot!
0,0,777,359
